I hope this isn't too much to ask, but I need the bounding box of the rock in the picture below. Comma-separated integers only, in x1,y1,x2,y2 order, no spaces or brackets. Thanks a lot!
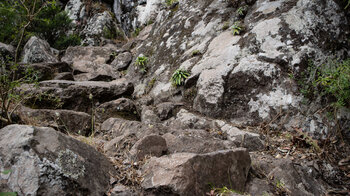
23,78,134,113
136,0,162,26
0,42,15,62
21,36,58,63
142,148,251,195
156,102,177,120
111,52,133,71
96,98,139,122
62,45,119,80
141,106,161,124
74,72,118,81
214,120,264,151
130,134,167,161
54,72,75,80
18,62,72,81
162,129,230,154
18,106,92,136
110,184,138,196
81,11,122,46
173,109,211,129
0,124,113,195
65,0,85,24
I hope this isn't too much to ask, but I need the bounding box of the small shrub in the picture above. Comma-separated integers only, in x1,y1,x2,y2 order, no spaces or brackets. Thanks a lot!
133,28,141,37
171,69,190,86
236,5,249,16
135,56,148,73
165,0,178,7
54,34,81,50
232,21,242,35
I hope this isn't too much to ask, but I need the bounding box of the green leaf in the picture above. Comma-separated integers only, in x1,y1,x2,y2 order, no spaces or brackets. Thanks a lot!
2,170,12,175
0,192,17,196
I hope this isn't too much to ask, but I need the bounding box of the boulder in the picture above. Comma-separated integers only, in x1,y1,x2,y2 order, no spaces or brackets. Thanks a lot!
130,134,167,161
111,52,133,71
0,42,15,62
142,148,251,195
21,36,58,63
0,124,113,195
162,129,231,154
65,0,85,24
23,78,134,113
18,62,72,81
141,106,161,124
18,106,92,136
96,98,139,122
62,45,119,80
54,72,75,80
156,102,178,120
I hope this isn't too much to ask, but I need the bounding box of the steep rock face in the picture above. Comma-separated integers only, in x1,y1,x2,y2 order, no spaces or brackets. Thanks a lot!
126,0,349,129
0,124,113,195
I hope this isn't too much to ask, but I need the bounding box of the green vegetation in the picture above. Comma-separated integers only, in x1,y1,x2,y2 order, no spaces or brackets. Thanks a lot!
208,185,244,196
171,69,190,86
299,59,350,109
236,5,248,16
232,21,242,35
0,192,17,196
0,61,39,127
192,50,201,56
0,0,78,61
135,56,148,73
165,0,178,6
133,28,141,37
54,34,81,50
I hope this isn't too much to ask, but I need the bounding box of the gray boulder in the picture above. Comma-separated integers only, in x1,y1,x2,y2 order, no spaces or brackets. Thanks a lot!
111,52,133,71
18,62,72,81
0,42,15,62
23,78,134,113
142,148,251,195
96,98,139,122
0,124,113,195
21,36,58,63
130,134,167,161
18,106,92,136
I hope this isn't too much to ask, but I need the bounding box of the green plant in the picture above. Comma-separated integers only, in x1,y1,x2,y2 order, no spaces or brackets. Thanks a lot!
171,69,190,86
53,34,81,50
165,0,178,6
192,50,201,56
135,56,148,73
133,27,141,37
232,21,242,35
236,5,248,16
208,185,244,196
0,61,39,126
0,192,17,196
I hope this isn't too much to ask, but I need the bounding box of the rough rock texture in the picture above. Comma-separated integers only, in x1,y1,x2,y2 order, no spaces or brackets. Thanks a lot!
129,134,167,161
18,62,72,81
62,45,119,80
125,0,350,132
23,79,134,113
142,149,251,195
96,98,139,122
0,124,113,195
21,36,58,63
18,106,92,136
0,42,15,62
111,52,133,71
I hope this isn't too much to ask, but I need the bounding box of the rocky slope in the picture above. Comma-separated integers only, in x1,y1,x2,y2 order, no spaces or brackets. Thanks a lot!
1,0,350,195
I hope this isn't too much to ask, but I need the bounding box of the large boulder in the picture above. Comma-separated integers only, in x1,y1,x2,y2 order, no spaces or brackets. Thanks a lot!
18,106,92,136
18,62,72,81
111,51,133,71
0,124,113,195
62,45,119,81
142,148,251,195
21,36,58,63
23,79,134,113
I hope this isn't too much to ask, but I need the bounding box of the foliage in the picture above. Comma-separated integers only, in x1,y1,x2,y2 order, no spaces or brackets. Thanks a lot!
236,5,248,16
0,61,39,126
0,192,17,196
133,28,141,37
54,34,81,50
192,50,201,56
232,21,242,35
165,0,178,7
135,56,148,73
207,185,244,196
171,69,190,86
300,59,350,108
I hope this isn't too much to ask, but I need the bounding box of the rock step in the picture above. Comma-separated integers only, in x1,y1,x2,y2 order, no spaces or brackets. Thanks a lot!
22,78,134,113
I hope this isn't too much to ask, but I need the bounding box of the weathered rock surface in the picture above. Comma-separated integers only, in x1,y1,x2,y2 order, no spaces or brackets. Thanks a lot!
18,62,72,81
19,106,92,136
111,51,133,71
21,36,58,63
96,98,139,122
0,42,15,62
62,45,119,80
130,134,167,161
142,149,251,195
0,124,113,195
23,79,134,112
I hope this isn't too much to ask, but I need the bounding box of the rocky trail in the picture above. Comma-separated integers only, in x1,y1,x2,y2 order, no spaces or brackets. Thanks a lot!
1,0,350,195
